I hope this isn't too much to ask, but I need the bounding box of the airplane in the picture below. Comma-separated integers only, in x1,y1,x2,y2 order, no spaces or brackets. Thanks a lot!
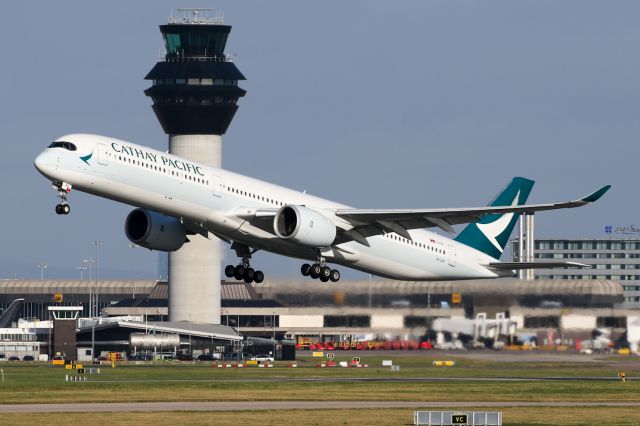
34,134,610,284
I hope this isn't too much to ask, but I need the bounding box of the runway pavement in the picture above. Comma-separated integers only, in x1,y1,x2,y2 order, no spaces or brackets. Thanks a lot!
333,350,610,363
1,400,639,413
84,376,631,384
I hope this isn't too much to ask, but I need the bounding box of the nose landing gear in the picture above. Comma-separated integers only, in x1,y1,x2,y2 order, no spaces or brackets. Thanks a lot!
301,257,340,282
53,182,72,215
55,203,70,215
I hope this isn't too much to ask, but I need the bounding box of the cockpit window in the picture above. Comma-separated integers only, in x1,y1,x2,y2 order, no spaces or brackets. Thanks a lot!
48,141,77,151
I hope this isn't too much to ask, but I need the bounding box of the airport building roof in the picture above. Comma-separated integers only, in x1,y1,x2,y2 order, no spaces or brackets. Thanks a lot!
0,280,256,299
254,279,623,297
0,278,621,298
77,319,242,342
0,280,158,295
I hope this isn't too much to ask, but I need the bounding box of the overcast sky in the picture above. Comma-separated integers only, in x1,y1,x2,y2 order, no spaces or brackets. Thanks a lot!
1,1,637,280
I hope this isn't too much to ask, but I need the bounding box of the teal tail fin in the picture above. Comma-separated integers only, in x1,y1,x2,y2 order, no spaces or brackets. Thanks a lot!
454,177,535,259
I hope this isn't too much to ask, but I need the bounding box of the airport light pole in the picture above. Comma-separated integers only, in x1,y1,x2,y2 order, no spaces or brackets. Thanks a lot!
92,241,103,317
83,258,94,281
129,243,138,298
83,258,95,317
91,240,102,363
129,243,138,278
77,265,86,280
37,263,48,280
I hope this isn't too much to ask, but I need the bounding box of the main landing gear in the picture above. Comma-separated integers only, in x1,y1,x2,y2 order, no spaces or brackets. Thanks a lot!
53,182,72,215
301,256,340,282
225,242,264,284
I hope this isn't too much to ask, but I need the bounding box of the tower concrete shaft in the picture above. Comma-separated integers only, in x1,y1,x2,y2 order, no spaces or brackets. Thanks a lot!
168,135,221,323
145,10,245,324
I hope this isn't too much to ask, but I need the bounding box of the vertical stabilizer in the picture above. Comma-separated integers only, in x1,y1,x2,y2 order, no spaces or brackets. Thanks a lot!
455,177,534,259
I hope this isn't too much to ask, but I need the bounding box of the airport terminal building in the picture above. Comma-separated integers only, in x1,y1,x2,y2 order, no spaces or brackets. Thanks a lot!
512,237,640,308
0,275,635,357
4,234,640,358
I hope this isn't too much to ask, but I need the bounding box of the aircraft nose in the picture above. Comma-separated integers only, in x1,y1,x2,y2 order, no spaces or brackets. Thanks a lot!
33,153,44,171
34,151,56,176
34,152,47,172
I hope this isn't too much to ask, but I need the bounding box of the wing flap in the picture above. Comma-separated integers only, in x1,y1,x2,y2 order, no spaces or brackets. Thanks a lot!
487,261,589,270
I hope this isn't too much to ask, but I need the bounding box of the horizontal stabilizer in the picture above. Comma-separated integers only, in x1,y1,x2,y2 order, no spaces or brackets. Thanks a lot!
487,261,589,270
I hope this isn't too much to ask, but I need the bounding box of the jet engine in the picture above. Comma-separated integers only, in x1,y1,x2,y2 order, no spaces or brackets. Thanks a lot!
124,208,186,252
274,205,336,247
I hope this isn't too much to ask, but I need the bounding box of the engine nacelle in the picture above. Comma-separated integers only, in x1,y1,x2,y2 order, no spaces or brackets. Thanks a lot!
274,205,336,247
124,208,186,252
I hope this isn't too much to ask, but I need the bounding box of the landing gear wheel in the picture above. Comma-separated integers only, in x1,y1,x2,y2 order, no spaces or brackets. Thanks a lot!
320,266,331,280
224,265,236,278
243,268,255,283
234,265,245,281
330,269,341,282
229,242,265,283
52,182,72,216
310,264,321,279
301,264,311,276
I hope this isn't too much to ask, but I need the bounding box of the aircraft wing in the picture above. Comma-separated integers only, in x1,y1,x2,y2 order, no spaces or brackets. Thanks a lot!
232,207,280,235
227,185,609,247
333,185,610,244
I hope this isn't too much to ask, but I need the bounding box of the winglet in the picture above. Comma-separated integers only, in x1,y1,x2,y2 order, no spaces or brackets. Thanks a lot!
582,185,611,203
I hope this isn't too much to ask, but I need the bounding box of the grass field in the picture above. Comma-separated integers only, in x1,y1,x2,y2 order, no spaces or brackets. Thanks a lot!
0,352,638,425
2,408,640,426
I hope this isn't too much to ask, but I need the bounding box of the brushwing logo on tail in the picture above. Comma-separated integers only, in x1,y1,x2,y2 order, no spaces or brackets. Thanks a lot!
476,190,520,253
454,177,534,259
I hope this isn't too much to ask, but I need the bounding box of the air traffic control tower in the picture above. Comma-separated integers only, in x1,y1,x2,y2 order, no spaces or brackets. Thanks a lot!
144,9,246,323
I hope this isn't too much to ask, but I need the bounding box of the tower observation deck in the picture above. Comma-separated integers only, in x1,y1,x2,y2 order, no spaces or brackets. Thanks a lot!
144,9,246,134
144,9,246,324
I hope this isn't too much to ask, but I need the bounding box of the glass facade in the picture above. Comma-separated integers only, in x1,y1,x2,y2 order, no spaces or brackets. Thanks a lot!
514,237,640,308
162,29,229,58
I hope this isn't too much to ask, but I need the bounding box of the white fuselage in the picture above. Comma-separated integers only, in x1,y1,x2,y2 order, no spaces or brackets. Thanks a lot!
35,134,508,281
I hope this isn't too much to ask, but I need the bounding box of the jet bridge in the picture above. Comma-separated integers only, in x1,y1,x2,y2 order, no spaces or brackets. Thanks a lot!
431,312,517,349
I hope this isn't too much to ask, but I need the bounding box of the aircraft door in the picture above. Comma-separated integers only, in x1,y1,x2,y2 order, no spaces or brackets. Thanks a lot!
212,174,222,197
97,144,108,166
448,244,457,267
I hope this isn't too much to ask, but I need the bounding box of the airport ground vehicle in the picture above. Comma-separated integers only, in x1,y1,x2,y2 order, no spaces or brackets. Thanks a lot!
129,353,153,361
250,354,274,362
197,353,219,361
177,353,194,361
